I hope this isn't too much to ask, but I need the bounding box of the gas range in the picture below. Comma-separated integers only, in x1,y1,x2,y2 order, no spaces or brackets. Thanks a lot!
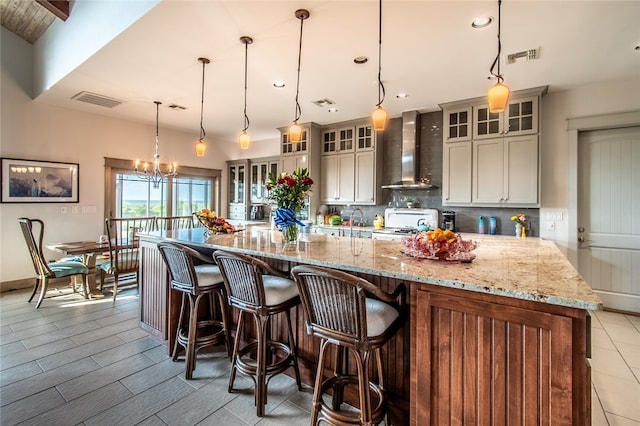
371,208,439,241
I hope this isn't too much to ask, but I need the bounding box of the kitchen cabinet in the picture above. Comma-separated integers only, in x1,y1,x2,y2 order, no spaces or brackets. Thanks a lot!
279,123,321,220
250,157,278,204
440,86,546,207
473,96,539,140
442,141,472,205
473,135,539,205
444,106,472,142
228,159,249,220
320,122,378,205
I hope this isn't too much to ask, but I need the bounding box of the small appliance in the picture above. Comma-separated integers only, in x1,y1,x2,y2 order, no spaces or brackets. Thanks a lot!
442,210,456,231
371,208,439,241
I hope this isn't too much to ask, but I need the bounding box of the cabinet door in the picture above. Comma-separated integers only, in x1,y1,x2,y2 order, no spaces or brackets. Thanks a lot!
473,106,503,139
355,151,375,204
281,154,307,175
442,141,472,205
356,124,375,150
281,128,308,154
321,153,354,203
444,107,472,142
505,96,538,136
322,130,338,154
473,139,504,203
502,135,538,204
250,163,260,203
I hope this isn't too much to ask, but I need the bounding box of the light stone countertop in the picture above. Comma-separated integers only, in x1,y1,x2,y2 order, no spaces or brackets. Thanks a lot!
150,226,602,311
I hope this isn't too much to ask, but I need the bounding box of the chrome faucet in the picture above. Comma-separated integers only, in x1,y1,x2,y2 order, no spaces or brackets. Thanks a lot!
350,208,364,238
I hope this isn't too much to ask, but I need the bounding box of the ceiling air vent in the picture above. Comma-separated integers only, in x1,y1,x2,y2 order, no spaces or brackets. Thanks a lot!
168,104,187,111
312,98,335,107
71,91,123,108
507,47,540,64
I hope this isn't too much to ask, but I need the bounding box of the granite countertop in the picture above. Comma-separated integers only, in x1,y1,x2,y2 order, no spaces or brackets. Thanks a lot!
150,226,602,310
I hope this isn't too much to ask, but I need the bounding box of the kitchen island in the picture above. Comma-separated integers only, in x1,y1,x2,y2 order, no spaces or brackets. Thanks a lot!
138,226,600,425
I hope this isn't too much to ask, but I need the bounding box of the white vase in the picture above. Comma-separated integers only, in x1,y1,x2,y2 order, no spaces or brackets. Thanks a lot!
515,223,523,237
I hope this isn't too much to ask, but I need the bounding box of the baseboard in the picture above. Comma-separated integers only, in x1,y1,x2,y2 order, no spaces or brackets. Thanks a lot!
594,289,640,315
0,278,33,293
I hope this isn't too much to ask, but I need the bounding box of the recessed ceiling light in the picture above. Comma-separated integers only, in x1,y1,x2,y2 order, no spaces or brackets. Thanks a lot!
472,16,493,29
353,56,368,64
328,107,338,113
273,80,285,88
396,93,408,99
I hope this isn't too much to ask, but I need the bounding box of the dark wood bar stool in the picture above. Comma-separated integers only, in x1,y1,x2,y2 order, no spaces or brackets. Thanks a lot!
291,265,405,426
158,242,231,379
212,250,303,417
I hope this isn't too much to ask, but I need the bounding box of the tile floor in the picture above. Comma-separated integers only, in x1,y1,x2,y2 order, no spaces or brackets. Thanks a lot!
1,287,639,425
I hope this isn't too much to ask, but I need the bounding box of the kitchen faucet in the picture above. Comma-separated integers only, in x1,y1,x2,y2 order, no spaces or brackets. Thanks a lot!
350,208,364,238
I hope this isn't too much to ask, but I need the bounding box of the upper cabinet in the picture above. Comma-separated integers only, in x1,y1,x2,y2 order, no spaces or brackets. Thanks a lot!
320,121,379,205
250,157,279,204
440,86,547,207
227,159,249,219
473,96,539,140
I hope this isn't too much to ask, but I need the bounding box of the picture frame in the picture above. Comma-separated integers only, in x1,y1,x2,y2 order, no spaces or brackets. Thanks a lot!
1,158,79,203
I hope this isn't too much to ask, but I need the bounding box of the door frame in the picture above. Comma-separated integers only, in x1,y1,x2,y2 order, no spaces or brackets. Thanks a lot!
567,109,640,266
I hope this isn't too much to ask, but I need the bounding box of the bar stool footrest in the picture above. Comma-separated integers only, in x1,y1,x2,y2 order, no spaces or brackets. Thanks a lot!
176,319,227,353
317,375,387,426
234,340,296,379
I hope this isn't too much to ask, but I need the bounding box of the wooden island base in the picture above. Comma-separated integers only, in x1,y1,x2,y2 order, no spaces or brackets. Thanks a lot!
138,231,594,425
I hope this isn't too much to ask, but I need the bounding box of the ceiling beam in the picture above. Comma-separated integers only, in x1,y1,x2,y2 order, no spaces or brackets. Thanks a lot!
35,0,69,21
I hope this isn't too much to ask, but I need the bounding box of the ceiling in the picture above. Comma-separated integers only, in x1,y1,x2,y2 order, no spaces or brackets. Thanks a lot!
6,1,640,144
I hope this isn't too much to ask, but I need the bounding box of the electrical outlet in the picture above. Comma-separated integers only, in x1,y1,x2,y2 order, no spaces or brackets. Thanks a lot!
60,207,67,214
547,221,555,231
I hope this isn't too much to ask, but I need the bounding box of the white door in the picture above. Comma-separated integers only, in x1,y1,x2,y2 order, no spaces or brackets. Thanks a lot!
578,126,640,313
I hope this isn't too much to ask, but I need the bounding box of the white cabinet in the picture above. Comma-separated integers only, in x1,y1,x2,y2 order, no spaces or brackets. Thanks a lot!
250,158,278,204
444,107,472,142
321,153,355,203
440,86,546,207
355,151,375,204
228,159,249,220
473,96,539,140
281,127,308,155
472,135,539,205
442,141,472,205
356,124,375,150
322,127,354,154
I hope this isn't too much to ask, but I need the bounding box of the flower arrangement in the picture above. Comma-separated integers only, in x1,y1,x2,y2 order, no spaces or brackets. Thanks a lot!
265,168,313,241
265,168,313,211
195,209,236,233
511,213,527,225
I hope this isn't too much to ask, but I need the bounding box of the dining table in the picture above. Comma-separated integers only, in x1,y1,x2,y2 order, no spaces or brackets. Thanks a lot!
46,240,110,298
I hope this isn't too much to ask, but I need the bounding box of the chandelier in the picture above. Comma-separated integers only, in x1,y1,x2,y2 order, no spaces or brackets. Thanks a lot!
134,101,177,189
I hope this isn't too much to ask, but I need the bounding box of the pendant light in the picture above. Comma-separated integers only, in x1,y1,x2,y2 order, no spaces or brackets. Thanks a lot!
371,0,387,131
487,0,510,113
134,101,177,189
289,9,310,144
239,36,253,150
195,57,210,156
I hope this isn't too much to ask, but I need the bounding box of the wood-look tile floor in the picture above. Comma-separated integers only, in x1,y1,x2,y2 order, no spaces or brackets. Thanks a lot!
1,287,639,425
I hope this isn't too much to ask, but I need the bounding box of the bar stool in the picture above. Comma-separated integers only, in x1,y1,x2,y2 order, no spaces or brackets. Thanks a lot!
158,242,231,379
291,265,405,426
212,250,303,417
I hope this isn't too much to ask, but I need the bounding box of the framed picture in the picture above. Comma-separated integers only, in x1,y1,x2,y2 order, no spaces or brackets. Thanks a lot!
1,158,79,203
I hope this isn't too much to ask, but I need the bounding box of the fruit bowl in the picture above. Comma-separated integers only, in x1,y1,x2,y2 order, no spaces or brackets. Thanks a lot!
195,209,236,234
402,228,477,262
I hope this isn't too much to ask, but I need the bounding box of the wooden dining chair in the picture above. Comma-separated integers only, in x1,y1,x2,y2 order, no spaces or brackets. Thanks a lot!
154,215,195,231
99,217,155,302
18,217,89,309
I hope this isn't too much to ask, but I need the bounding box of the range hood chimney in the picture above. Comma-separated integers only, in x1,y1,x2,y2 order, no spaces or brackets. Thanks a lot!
381,110,437,189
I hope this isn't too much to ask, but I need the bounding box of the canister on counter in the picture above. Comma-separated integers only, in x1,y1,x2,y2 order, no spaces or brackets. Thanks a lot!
489,216,497,235
478,216,486,234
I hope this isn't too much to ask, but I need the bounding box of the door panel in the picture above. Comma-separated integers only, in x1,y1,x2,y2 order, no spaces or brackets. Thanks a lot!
578,126,640,313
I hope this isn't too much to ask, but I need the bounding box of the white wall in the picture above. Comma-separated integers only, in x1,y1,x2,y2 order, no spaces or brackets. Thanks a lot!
0,29,235,283
539,77,640,255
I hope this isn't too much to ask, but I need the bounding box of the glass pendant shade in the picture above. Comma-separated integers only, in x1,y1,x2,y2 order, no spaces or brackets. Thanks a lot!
289,123,302,143
195,139,206,157
488,82,510,113
371,105,387,131
239,131,250,150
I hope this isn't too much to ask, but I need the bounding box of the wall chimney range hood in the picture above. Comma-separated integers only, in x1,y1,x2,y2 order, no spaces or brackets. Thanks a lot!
381,110,438,189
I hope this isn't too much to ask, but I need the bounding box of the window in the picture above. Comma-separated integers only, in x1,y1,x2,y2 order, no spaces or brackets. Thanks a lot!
104,158,221,219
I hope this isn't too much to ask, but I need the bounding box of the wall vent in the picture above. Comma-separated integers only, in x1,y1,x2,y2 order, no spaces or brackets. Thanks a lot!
71,91,123,108
507,47,540,64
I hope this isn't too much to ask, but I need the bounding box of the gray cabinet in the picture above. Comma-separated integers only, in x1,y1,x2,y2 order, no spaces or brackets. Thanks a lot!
440,86,547,207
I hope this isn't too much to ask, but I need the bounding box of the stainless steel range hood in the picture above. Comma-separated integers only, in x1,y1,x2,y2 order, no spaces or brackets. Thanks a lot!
381,110,438,189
